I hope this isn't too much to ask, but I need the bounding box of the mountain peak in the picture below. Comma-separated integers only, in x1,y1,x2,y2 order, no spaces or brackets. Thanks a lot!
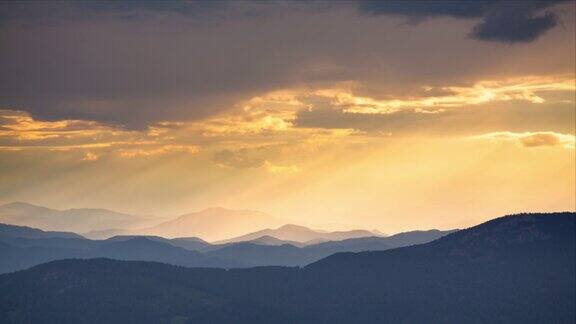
172,236,207,243
1,202,35,208
0,203,149,233
147,207,284,241
0,201,53,210
277,224,313,231
217,223,384,245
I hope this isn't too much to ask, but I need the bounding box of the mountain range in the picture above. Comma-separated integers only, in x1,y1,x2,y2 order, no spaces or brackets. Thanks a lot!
0,202,384,242
142,207,286,241
214,223,381,245
0,212,572,323
0,223,82,240
0,202,158,233
0,222,453,273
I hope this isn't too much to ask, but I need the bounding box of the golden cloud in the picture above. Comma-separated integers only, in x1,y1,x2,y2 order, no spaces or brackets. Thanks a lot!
82,151,100,161
0,110,120,141
313,76,575,114
1,74,573,167
472,131,575,149
263,161,301,175
118,144,200,158
0,110,201,160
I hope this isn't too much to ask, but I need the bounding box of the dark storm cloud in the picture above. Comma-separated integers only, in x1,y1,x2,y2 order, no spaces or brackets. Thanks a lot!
0,0,572,128
0,1,333,24
358,0,567,43
0,1,224,23
359,0,497,18
470,6,558,42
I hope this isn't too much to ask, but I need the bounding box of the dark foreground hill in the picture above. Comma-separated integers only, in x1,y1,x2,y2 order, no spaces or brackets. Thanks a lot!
0,212,573,323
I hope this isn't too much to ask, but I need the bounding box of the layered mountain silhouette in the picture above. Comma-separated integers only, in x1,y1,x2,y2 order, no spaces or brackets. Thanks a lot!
244,235,304,247
83,228,133,240
106,235,210,251
0,223,82,240
0,202,384,243
0,212,572,323
0,223,94,258
0,202,157,233
144,207,286,241
303,229,454,254
0,222,452,272
204,230,454,266
90,237,238,268
215,223,380,244
0,233,240,273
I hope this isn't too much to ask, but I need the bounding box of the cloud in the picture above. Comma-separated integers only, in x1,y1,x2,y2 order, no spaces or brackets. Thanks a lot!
470,7,558,43
295,106,444,133
118,144,199,158
0,1,229,24
310,76,574,115
358,0,495,18
0,110,201,160
263,161,301,175
294,75,575,134
358,0,567,43
4,1,566,45
82,151,99,161
0,109,134,146
0,1,572,128
213,148,301,174
2,71,573,160
472,131,575,149
213,148,265,169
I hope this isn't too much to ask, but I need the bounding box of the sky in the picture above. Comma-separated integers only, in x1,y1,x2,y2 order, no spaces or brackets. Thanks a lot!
0,0,574,234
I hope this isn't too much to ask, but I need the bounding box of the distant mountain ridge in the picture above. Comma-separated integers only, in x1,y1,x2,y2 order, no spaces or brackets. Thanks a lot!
0,236,242,273
206,229,453,266
246,235,304,247
105,235,210,251
0,203,386,244
0,223,83,240
215,224,381,244
0,222,453,272
0,202,156,233
144,207,286,241
0,212,572,323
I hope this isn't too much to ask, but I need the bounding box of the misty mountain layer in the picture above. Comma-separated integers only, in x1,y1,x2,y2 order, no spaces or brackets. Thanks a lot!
0,222,453,273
